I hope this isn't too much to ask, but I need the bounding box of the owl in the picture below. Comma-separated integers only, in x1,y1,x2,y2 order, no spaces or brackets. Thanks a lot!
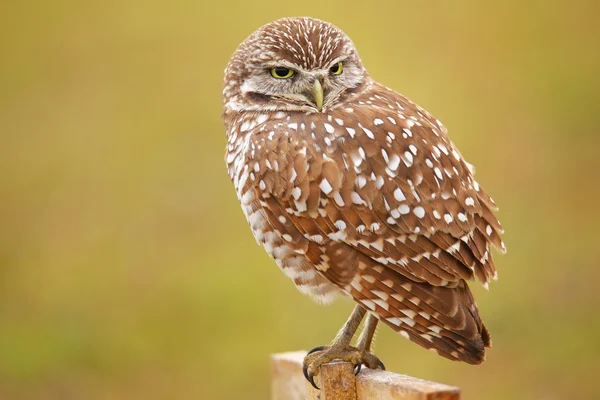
222,17,505,388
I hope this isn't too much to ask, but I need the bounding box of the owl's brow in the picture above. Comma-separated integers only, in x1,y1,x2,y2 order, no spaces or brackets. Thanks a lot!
262,60,305,71
261,57,350,73
326,56,349,69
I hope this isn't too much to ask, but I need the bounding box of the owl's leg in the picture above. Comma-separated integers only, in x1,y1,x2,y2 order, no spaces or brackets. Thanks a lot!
353,313,386,372
302,306,384,389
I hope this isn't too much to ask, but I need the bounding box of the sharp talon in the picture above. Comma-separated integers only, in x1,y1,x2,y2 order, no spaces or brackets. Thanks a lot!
303,346,326,389
302,364,309,382
307,345,326,356
377,359,386,370
307,372,320,390
354,361,362,375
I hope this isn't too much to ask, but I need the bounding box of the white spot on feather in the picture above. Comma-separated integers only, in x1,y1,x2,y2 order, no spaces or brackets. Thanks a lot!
388,154,401,171
333,192,345,207
334,220,346,230
394,188,406,201
373,299,389,311
361,125,375,139
413,206,425,218
404,152,414,167
398,204,410,214
319,179,333,194
362,300,376,311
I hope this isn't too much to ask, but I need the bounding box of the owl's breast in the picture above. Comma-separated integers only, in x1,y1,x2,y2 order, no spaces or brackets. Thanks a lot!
225,112,340,303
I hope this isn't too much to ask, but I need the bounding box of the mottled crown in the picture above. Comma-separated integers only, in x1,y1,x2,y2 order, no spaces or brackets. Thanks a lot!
254,17,357,69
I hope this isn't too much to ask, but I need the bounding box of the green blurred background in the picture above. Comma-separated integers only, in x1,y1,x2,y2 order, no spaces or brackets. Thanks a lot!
1,1,599,399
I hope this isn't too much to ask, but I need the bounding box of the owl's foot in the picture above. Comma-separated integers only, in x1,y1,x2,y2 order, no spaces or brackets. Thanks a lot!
302,307,385,389
302,344,385,389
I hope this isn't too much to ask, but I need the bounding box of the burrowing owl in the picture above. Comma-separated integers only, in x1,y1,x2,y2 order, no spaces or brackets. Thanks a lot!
222,17,505,388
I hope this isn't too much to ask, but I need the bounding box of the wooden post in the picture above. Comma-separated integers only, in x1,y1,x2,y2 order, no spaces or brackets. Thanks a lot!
306,360,357,400
271,351,460,400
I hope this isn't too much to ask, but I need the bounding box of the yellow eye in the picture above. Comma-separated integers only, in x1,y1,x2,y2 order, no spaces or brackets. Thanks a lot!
270,67,294,79
330,62,343,75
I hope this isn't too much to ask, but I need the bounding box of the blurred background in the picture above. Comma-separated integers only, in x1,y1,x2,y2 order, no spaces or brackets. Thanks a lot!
1,0,599,399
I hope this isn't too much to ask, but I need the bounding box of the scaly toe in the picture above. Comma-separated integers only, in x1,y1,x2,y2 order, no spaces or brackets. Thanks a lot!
358,351,386,371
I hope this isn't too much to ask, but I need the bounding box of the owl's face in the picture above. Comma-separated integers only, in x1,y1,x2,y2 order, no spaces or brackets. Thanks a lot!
223,17,368,114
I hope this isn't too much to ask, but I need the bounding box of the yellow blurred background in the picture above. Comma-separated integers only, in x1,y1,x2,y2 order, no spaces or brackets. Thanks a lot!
1,1,599,399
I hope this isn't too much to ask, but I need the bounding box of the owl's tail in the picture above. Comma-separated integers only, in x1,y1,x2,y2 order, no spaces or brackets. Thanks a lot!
346,260,492,364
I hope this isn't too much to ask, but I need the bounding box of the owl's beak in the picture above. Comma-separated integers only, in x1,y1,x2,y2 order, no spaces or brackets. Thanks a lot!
311,79,324,111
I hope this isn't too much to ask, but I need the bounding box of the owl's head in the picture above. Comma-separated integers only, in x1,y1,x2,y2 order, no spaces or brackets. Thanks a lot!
223,17,367,114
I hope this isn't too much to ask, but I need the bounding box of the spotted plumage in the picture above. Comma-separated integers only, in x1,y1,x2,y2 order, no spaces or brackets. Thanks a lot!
223,17,505,366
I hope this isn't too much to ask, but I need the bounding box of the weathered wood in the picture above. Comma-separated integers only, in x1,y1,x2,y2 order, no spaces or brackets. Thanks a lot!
306,360,357,400
271,351,307,400
356,369,460,400
271,351,460,400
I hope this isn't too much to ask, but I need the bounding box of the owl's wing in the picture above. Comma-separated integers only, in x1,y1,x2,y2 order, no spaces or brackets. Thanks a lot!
232,85,504,362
